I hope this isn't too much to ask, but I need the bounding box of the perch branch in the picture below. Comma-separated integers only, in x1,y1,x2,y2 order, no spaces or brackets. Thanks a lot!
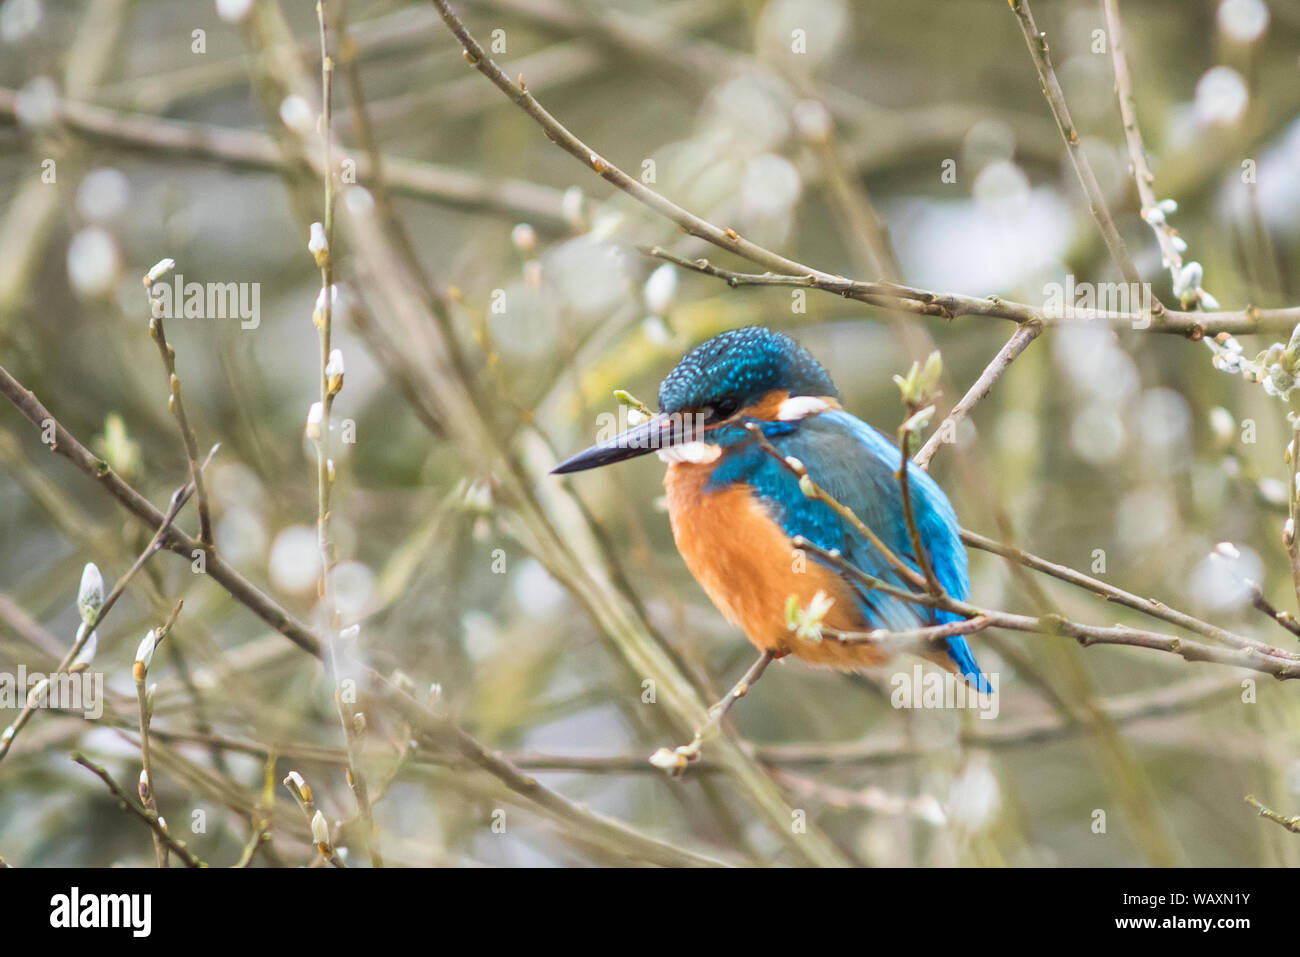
649,650,776,776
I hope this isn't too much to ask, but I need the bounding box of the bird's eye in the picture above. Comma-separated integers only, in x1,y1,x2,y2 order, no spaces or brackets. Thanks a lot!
711,397,740,419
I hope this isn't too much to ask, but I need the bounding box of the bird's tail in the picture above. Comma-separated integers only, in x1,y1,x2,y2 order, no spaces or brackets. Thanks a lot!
931,635,994,695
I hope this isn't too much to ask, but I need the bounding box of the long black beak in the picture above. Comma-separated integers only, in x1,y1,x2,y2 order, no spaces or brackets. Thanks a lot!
552,412,701,474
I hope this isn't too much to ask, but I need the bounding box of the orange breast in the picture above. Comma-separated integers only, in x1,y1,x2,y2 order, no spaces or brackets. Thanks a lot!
663,461,891,670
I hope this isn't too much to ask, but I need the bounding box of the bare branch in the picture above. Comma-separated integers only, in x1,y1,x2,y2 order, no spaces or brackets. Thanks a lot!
71,753,205,868
1245,795,1300,834
1008,0,1140,289
914,322,1044,470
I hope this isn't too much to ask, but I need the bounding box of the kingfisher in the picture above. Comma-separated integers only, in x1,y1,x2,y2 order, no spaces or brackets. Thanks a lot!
553,326,990,691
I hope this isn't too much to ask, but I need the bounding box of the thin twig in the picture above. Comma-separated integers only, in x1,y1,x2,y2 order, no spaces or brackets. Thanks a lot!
1243,579,1300,640
313,0,381,869
0,451,212,762
914,321,1044,469
640,246,1296,337
232,823,272,868
649,650,776,776
0,361,776,867
1245,795,1300,834
283,770,348,868
144,263,214,546
134,600,183,868
960,528,1299,661
740,449,1300,679
0,88,571,228
1009,0,1141,290
771,769,945,822
232,752,276,868
0,362,324,658
426,1,1300,338
376,675,733,867
148,674,1239,774
823,615,991,652
797,536,1300,679
1287,419,1300,614
71,753,205,867
1101,0,1186,290
895,425,942,595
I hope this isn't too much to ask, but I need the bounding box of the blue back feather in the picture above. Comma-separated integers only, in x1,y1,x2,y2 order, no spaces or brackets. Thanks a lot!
707,409,990,690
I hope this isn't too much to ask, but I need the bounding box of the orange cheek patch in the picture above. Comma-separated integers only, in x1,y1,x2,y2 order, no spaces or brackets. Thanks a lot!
738,390,790,422
729,391,842,423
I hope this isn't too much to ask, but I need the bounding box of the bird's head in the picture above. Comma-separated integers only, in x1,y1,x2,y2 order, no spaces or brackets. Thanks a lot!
553,326,839,474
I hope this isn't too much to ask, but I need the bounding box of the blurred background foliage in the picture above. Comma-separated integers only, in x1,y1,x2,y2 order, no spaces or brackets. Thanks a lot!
0,0,1299,867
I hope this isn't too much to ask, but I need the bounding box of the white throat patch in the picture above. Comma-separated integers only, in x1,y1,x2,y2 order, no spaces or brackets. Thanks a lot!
777,396,831,421
656,442,722,465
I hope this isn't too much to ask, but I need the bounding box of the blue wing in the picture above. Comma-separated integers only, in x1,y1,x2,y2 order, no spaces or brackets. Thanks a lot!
709,409,988,688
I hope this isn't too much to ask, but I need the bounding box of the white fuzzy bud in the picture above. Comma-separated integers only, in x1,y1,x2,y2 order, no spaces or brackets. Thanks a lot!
134,629,156,670
643,264,678,316
215,0,254,24
310,809,330,846
285,771,311,804
561,187,586,231
326,349,344,395
1208,406,1234,442
308,222,329,265
26,678,49,708
306,402,324,441
1213,541,1241,560
649,747,687,773
279,95,313,133
1174,261,1203,298
144,258,176,285
792,99,833,142
77,562,104,624
510,223,537,255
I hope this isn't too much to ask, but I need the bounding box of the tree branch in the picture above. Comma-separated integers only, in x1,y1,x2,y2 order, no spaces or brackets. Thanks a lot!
1008,0,1140,288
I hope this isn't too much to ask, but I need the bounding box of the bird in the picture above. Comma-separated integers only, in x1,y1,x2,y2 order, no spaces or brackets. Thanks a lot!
553,326,990,692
